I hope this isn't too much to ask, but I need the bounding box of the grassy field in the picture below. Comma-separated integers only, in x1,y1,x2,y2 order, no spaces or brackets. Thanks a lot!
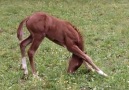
0,0,129,90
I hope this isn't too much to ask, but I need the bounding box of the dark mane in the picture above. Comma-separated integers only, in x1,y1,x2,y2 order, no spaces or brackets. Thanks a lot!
67,22,84,50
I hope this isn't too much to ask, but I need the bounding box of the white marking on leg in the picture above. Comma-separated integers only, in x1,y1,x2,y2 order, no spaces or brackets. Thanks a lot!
22,57,28,75
97,70,108,77
24,69,28,75
22,57,27,69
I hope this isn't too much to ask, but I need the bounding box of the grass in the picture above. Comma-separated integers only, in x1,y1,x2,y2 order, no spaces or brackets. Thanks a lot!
0,0,129,90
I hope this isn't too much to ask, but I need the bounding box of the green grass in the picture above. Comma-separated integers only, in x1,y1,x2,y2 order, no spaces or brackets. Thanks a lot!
0,0,129,90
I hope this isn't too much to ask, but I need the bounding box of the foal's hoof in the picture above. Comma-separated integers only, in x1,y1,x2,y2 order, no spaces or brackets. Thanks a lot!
21,74,29,80
33,74,42,81
102,73,108,77
97,70,108,77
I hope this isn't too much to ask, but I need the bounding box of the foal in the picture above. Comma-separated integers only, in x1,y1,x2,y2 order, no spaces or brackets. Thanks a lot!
17,12,107,77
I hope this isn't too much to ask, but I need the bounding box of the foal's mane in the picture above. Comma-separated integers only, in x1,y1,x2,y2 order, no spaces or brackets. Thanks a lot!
67,22,84,46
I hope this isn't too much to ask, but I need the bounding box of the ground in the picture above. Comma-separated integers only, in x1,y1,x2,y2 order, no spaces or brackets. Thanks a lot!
0,0,129,90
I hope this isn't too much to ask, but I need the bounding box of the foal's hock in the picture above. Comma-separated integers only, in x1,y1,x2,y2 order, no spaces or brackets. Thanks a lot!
17,12,107,77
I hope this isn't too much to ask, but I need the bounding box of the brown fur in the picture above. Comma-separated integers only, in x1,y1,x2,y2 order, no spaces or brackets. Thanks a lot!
17,12,106,76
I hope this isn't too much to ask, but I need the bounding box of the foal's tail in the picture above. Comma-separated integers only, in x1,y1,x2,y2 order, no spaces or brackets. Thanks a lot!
17,17,29,41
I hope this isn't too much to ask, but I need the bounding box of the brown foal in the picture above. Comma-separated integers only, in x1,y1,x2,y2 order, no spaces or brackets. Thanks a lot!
17,12,107,77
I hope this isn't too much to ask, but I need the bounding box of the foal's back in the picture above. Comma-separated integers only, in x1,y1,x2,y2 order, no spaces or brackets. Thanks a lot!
26,12,82,47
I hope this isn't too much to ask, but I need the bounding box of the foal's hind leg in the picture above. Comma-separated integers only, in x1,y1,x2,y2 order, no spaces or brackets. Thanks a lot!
27,34,45,76
83,61,94,72
70,45,107,76
20,35,32,75
83,52,94,72
66,41,107,76
67,54,83,73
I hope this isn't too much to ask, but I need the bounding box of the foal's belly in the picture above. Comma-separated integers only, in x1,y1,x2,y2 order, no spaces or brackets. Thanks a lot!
46,36,65,47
